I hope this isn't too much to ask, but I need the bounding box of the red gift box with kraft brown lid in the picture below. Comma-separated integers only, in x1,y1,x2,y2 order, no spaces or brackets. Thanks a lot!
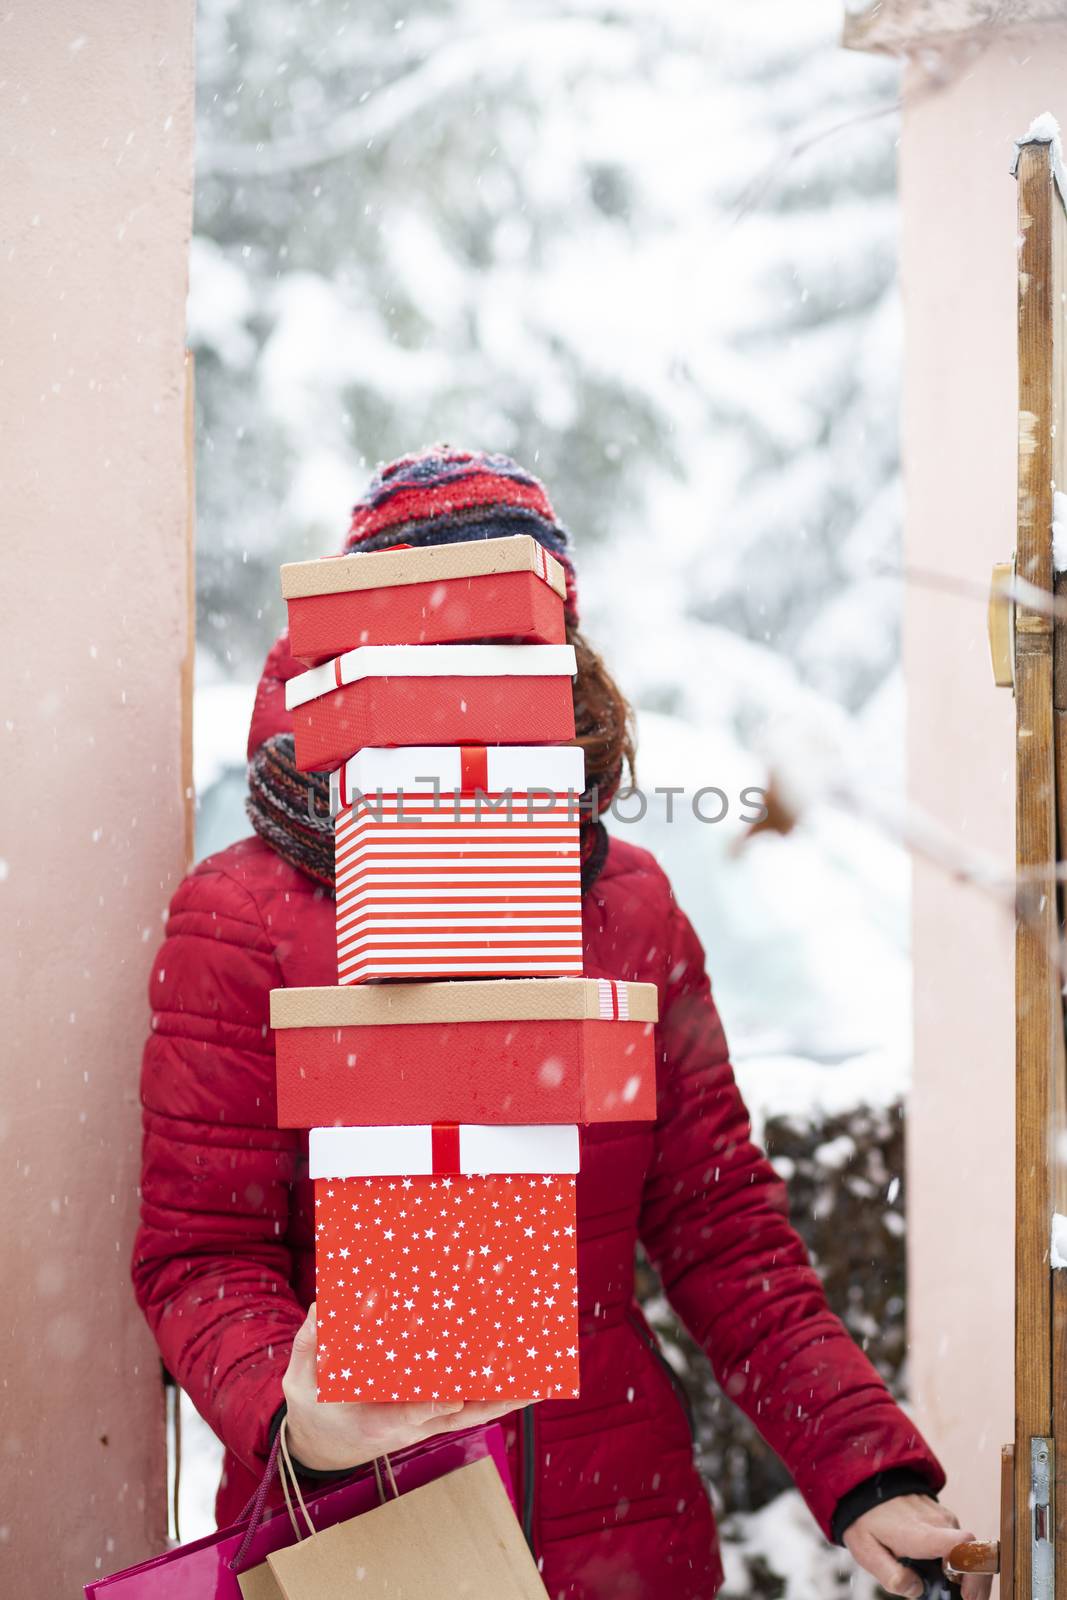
285,643,577,773
311,1122,581,1403
269,977,658,1129
281,533,567,665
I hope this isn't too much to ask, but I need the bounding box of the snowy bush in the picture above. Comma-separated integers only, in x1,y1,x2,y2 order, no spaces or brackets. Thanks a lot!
639,1098,905,1596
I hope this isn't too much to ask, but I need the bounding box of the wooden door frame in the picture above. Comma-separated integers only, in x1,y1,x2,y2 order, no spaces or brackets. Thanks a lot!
1013,130,1067,1600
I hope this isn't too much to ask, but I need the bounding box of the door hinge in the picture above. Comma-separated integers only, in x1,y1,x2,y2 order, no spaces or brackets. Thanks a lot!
988,559,1015,688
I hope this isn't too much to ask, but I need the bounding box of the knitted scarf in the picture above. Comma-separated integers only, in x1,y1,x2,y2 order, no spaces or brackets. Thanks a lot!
246,733,610,897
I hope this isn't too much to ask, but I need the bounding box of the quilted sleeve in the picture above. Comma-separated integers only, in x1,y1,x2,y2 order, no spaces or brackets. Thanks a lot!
638,894,945,1540
130,865,304,1474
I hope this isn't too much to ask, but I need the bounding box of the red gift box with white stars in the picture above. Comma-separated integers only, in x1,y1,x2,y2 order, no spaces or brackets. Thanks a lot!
311,1123,581,1404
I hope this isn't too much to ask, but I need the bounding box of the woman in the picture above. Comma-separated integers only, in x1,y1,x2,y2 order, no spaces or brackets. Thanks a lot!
132,446,984,1600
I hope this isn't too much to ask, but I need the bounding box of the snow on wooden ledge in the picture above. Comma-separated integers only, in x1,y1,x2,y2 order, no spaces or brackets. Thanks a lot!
844,0,1067,54
1052,1213,1067,1270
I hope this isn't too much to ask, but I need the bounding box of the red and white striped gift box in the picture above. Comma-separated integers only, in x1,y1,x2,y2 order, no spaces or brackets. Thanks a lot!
333,745,586,983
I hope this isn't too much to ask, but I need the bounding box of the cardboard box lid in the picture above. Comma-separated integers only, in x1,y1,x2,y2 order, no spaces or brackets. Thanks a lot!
285,643,577,712
271,977,657,1029
310,1122,580,1178
329,744,587,814
280,532,567,603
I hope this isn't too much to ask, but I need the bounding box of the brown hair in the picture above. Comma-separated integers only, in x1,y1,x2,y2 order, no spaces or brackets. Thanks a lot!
569,624,636,803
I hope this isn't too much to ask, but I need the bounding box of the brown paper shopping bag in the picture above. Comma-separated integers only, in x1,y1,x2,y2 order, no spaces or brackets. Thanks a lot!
237,1563,289,1600
267,1456,547,1599
243,1421,548,1600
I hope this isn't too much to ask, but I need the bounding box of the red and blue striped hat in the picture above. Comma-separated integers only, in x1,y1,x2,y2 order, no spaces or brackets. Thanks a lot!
343,444,579,624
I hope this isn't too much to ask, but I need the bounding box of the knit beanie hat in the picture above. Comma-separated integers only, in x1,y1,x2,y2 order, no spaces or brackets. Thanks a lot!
343,444,579,625
244,447,615,893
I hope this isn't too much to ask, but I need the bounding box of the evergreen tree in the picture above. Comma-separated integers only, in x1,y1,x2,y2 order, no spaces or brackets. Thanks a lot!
192,0,901,728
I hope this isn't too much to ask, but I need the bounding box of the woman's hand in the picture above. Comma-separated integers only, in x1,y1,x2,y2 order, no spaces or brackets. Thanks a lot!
281,1303,528,1472
844,1495,991,1600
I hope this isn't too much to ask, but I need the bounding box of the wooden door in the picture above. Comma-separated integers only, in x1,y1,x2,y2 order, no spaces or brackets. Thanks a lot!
1011,129,1067,1600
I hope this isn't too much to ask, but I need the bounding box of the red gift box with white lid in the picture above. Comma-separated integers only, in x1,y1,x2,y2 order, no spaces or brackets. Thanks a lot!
311,1121,580,1402
281,533,567,666
331,745,586,983
269,977,658,1128
285,643,577,773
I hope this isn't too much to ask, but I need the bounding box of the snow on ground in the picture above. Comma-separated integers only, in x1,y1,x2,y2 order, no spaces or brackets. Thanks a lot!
719,1490,879,1600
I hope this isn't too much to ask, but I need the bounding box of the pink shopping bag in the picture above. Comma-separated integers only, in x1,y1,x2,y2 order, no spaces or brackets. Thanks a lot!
84,1423,514,1599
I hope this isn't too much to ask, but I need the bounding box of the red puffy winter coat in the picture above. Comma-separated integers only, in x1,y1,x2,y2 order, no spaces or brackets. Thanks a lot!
132,652,943,1599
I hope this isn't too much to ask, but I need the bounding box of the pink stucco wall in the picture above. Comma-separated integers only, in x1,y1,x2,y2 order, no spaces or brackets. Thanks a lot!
0,5,195,1590
899,30,1067,1547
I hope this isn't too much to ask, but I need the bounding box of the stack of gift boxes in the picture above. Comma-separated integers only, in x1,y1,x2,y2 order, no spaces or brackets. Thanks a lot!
269,535,658,1406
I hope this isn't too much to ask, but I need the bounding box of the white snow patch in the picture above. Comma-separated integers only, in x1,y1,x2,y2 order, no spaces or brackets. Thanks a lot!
1052,1212,1067,1269
194,680,256,793
616,708,911,1076
176,1392,224,1541
1013,113,1065,183
1052,491,1067,574
721,1487,878,1600
1024,111,1062,149
733,1048,906,1147
188,237,257,369
814,1134,855,1170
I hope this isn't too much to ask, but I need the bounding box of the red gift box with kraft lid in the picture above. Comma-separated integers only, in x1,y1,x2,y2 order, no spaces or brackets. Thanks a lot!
269,977,658,1129
281,533,567,665
285,643,577,773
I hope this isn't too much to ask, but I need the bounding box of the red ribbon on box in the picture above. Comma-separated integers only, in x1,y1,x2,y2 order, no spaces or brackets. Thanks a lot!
458,746,489,794
430,1123,461,1173
334,746,502,810
319,543,413,560
596,979,629,1020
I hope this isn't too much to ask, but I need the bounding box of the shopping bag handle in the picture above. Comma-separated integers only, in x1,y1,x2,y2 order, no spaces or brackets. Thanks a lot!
227,1419,399,1573
228,1431,283,1574
278,1417,317,1541
372,1453,400,1503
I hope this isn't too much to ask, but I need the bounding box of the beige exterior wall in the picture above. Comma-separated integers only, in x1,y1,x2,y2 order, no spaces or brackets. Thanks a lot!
898,28,1067,1544
0,4,195,1591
